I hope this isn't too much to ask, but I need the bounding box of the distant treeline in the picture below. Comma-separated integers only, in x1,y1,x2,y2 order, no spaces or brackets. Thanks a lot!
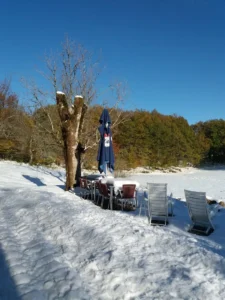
1,81,225,169
114,110,225,168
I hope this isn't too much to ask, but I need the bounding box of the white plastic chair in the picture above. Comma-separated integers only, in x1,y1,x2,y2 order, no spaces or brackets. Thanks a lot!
147,183,168,226
184,190,214,235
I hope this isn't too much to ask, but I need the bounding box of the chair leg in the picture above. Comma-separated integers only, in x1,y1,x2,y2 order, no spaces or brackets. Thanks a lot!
145,200,148,217
108,198,110,209
80,189,85,199
124,200,127,210
101,197,104,208
139,201,142,216
98,194,102,206
148,201,151,224
101,197,110,209
95,192,99,204
139,195,143,216
99,195,103,206
97,194,101,205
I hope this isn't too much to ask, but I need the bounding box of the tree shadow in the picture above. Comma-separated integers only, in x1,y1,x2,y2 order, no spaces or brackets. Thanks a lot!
22,175,46,186
0,245,21,299
56,184,66,191
27,165,65,183
74,186,82,197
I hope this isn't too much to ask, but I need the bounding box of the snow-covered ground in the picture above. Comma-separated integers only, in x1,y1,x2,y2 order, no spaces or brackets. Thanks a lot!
0,161,225,300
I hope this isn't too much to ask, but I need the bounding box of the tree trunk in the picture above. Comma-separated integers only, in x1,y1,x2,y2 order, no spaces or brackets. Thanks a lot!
75,142,85,187
56,92,87,191
29,137,33,164
63,122,77,190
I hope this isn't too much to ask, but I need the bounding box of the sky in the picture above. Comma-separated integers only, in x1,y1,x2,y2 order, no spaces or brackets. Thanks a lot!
1,0,225,124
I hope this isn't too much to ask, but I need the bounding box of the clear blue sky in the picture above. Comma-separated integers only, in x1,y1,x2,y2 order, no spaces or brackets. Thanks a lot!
1,0,225,124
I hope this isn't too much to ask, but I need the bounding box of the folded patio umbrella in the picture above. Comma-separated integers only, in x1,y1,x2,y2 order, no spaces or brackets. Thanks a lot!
97,109,115,175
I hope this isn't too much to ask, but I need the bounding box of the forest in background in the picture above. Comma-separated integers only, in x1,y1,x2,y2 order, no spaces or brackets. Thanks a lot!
1,79,225,171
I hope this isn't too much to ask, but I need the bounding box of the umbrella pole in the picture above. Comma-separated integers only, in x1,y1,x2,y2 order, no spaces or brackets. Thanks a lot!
110,186,113,210
105,164,108,176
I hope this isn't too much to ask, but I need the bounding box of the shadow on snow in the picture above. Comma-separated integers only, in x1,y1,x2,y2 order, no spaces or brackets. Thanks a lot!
22,175,46,186
0,245,21,299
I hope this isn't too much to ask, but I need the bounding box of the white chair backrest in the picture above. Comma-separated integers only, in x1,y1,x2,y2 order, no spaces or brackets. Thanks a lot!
184,190,212,226
147,183,168,216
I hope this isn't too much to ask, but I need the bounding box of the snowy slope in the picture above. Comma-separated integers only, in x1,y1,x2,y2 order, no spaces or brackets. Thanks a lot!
0,161,225,300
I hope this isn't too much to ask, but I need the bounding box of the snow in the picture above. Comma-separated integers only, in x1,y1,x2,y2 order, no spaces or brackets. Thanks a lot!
75,95,83,98
113,179,140,192
56,91,65,95
100,177,140,192
0,160,225,299
130,167,225,203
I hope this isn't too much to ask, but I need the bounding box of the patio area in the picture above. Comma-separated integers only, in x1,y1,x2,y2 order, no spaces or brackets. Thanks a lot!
78,174,141,211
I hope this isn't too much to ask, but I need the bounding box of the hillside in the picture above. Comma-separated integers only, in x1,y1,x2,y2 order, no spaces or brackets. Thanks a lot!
0,161,225,299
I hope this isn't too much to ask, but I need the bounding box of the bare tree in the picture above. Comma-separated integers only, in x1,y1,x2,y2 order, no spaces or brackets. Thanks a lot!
56,92,87,190
24,37,129,190
22,38,99,189
0,79,19,137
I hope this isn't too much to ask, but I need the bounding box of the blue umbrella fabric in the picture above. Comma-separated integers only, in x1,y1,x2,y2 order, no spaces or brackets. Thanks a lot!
97,109,115,174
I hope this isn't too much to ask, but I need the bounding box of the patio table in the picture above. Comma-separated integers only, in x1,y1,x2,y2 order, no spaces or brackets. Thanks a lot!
83,174,103,181
82,176,142,211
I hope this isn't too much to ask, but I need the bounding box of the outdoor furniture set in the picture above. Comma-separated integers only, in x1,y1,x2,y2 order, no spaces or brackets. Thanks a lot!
80,176,138,211
83,108,215,236
80,177,215,236
139,183,214,235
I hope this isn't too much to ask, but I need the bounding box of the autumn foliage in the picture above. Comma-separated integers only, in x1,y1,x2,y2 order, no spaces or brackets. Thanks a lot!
1,80,225,169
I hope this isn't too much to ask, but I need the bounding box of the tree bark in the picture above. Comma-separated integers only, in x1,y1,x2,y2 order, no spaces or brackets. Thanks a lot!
56,92,87,191
28,136,33,164
75,142,85,187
